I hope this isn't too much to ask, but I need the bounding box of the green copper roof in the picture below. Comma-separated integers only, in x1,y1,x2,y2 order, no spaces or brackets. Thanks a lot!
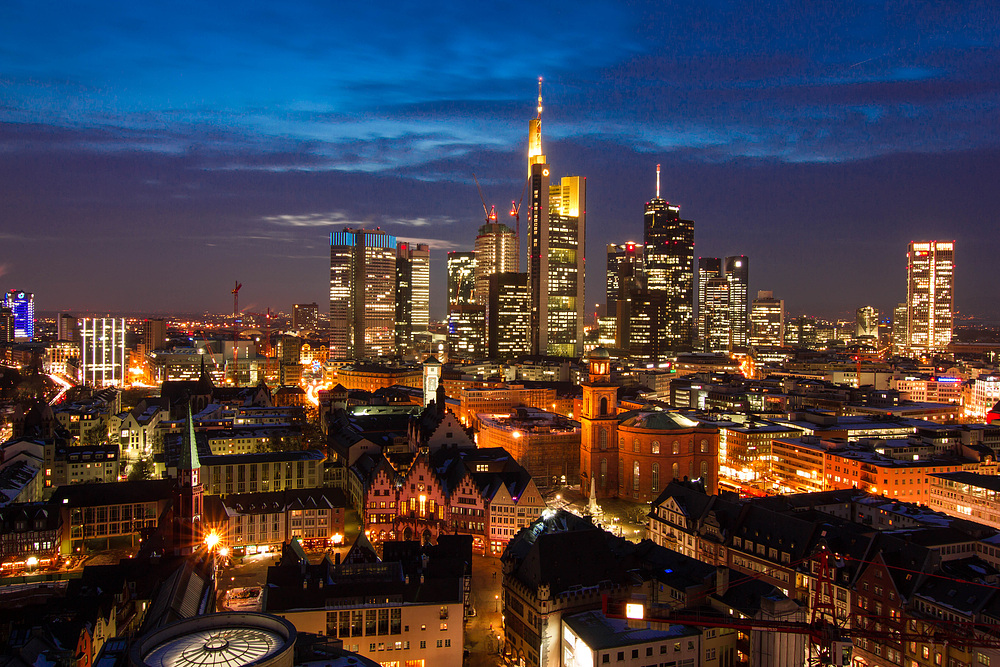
618,410,699,431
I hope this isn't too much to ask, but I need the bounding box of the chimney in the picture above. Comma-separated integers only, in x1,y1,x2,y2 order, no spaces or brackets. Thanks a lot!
335,552,341,566
716,566,729,596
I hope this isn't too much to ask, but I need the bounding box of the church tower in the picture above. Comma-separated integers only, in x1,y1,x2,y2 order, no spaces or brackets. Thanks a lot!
579,347,619,499
173,401,204,554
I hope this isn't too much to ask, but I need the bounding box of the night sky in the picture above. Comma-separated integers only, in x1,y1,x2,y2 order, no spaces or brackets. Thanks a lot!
2,1,998,322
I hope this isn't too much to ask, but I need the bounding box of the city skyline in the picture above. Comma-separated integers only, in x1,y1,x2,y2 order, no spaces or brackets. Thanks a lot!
2,2,999,322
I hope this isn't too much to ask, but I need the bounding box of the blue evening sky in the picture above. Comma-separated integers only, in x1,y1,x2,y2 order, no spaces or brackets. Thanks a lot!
1,1,998,321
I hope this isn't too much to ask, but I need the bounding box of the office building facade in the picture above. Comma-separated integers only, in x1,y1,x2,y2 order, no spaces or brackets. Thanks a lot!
697,257,721,344
329,229,398,360
906,240,955,355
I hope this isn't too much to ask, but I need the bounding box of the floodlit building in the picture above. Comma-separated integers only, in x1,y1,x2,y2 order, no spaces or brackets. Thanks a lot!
486,272,530,359
856,305,879,340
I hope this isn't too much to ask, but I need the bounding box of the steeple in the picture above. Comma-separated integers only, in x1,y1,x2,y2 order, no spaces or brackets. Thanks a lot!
181,401,201,472
528,77,546,176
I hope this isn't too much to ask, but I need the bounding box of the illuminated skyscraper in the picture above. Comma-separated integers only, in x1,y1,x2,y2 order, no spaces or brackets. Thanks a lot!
725,256,749,347
395,242,430,353
80,317,126,387
487,272,530,359
3,290,34,341
697,257,722,344
606,242,645,351
447,252,477,307
892,302,908,356
292,303,319,331
750,291,784,347
474,221,518,305
644,166,693,354
447,305,486,359
906,241,955,355
703,277,731,353
527,80,586,358
856,306,879,340
329,229,398,360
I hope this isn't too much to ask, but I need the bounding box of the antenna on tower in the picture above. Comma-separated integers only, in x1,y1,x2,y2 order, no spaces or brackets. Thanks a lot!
656,164,661,199
537,76,543,119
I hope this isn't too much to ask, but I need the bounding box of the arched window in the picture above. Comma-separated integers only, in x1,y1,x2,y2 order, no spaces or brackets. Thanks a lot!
688,462,694,479
688,441,694,454
651,463,659,493
598,428,608,451
672,441,680,455
672,462,679,480
620,437,625,448
600,458,607,488
651,440,660,454
600,396,608,416
618,459,625,489
701,461,709,479
633,461,640,491
633,438,640,453
700,439,709,454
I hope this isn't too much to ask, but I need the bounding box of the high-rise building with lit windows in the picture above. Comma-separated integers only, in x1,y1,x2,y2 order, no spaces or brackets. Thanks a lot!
703,277,731,353
474,222,518,305
292,303,319,332
697,257,721,344
750,291,784,347
395,242,430,353
644,166,694,355
329,229,398,360
892,302,908,355
606,242,644,350
906,241,955,355
3,290,34,341
856,306,879,340
487,272,530,359
447,252,477,307
526,80,586,358
725,256,749,347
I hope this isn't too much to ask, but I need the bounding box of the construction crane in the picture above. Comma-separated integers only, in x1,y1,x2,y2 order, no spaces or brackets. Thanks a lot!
509,174,530,239
472,173,497,226
231,281,242,341
602,547,1000,667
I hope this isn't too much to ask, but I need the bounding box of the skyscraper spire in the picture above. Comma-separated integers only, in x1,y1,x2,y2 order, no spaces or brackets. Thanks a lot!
537,76,543,119
528,77,546,175
656,164,661,199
